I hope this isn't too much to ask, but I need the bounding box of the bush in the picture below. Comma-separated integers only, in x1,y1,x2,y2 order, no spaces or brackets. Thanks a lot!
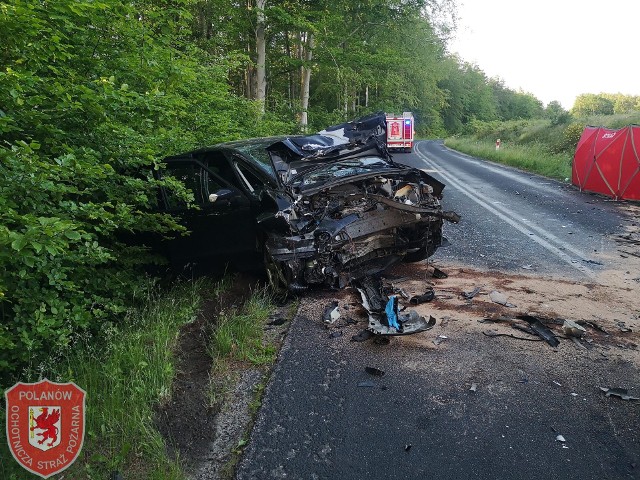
0,0,268,383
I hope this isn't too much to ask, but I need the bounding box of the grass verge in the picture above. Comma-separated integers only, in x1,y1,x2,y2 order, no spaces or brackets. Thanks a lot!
207,287,278,479
445,137,573,181
1,279,206,480
208,288,277,407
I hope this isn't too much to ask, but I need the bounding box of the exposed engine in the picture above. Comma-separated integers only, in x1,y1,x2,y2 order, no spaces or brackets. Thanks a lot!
265,172,458,291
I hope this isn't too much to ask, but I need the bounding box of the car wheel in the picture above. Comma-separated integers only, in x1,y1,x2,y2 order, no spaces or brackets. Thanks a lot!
402,224,442,262
402,246,431,263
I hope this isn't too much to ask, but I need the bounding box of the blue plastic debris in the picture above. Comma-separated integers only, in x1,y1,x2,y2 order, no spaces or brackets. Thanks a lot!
385,296,400,330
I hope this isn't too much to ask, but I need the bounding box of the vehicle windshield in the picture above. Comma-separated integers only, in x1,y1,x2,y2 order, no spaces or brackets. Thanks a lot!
292,156,393,187
233,143,277,178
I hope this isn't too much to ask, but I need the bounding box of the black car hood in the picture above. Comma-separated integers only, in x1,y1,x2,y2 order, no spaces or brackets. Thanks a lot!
267,112,391,185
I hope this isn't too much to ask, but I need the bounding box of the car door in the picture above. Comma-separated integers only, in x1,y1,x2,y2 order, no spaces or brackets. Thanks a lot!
160,154,257,268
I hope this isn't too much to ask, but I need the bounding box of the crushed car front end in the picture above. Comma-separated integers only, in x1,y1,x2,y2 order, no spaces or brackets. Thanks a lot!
260,113,459,293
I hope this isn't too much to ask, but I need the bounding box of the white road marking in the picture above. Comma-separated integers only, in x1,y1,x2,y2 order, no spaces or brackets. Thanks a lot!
415,142,597,279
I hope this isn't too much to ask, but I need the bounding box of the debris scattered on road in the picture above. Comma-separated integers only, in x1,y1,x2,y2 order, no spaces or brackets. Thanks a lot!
582,258,603,265
356,276,387,313
462,287,482,300
617,321,632,333
355,276,436,336
385,296,401,330
329,330,343,339
432,267,448,279
521,264,533,270
322,301,340,324
404,444,412,452
482,330,542,342
357,381,375,388
351,330,374,342
433,335,448,345
519,315,560,347
365,367,385,377
562,319,586,337
392,286,411,299
409,288,435,305
619,249,640,259
615,234,640,246
556,435,566,442
553,381,562,387
470,383,478,392
581,320,607,333
571,337,587,349
478,316,513,324
599,387,640,401
489,290,516,308
512,323,538,336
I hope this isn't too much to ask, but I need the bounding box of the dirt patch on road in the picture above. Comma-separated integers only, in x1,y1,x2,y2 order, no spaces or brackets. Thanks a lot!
384,261,639,360
304,260,640,368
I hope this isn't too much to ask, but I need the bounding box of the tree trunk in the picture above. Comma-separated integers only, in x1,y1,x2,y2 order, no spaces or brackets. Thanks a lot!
285,31,293,108
299,33,314,132
255,0,267,114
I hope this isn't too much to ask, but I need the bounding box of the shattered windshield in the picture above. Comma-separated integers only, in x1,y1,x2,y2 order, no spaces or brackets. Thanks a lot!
293,156,394,187
233,143,277,178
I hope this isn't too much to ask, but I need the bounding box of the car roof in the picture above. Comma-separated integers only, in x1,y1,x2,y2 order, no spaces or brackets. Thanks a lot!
164,136,293,159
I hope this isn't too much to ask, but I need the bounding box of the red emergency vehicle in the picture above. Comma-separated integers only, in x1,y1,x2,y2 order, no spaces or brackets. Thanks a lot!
385,112,414,152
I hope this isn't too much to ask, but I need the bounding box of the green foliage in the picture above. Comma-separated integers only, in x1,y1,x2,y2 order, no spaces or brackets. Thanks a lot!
545,101,572,126
557,122,587,154
576,111,640,129
572,93,615,117
447,109,640,182
0,0,270,383
445,137,572,180
0,279,203,479
209,289,276,365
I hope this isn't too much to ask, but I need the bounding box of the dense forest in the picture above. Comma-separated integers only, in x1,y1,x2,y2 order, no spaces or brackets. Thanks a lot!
1,0,639,382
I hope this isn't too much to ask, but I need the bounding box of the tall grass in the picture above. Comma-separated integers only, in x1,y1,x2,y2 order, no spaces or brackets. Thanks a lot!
449,112,640,181
445,137,573,180
1,280,205,480
209,289,276,366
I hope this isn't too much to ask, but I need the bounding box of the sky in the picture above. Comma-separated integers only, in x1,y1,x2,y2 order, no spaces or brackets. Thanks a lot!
447,0,639,109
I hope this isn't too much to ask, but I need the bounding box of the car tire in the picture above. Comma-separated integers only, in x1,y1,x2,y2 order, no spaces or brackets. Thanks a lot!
402,246,432,263
402,223,442,262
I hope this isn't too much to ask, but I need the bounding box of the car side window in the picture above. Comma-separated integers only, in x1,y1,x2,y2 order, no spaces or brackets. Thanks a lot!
164,163,202,210
163,161,228,210
234,162,265,196
204,155,242,191
202,169,226,199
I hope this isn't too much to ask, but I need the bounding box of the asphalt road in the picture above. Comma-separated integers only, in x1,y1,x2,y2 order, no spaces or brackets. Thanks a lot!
402,140,633,281
235,141,640,480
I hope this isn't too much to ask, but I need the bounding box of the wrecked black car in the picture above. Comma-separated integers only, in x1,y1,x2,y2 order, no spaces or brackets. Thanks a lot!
158,113,459,294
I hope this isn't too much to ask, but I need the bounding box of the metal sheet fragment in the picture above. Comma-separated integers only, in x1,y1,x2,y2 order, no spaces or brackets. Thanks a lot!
409,288,435,305
599,387,640,401
489,290,516,308
462,287,481,300
322,300,340,324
